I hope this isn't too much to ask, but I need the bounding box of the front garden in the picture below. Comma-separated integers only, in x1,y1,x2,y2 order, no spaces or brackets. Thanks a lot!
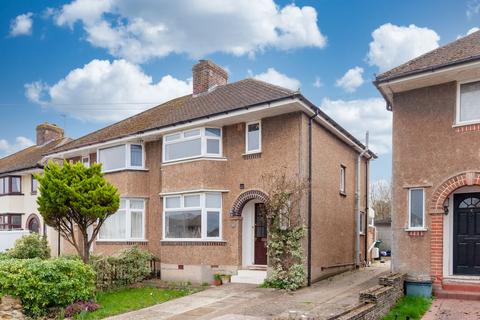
0,234,197,319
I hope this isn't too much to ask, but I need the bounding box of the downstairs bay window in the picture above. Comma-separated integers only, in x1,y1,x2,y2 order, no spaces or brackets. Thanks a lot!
163,193,222,240
162,127,222,163
98,198,145,241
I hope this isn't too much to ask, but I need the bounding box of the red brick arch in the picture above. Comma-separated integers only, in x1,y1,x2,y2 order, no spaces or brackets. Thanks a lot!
229,190,269,217
429,171,480,212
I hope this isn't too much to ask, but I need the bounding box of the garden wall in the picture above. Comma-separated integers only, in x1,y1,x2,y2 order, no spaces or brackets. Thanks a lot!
0,296,24,320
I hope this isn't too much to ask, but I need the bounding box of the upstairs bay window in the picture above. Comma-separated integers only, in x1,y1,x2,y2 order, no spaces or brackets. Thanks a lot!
457,80,480,124
0,176,21,195
163,128,222,163
163,192,222,240
98,143,144,172
98,198,145,241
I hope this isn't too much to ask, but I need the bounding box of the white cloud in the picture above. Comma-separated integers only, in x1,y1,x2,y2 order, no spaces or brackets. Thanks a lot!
336,67,364,93
313,76,322,88
251,68,300,90
53,0,326,63
467,0,480,18
0,137,35,157
367,23,440,72
457,27,480,39
25,59,192,122
9,12,33,37
321,97,391,155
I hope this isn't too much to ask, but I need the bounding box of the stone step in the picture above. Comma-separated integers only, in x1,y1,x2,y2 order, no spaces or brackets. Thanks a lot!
442,282,480,293
435,289,480,301
231,270,267,284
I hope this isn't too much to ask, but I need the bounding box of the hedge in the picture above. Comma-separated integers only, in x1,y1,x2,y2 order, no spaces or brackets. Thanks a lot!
6,233,50,259
0,257,96,317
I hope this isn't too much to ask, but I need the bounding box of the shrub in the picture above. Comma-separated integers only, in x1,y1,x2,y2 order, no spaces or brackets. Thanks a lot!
91,246,154,290
64,300,99,318
0,257,96,317
7,233,50,259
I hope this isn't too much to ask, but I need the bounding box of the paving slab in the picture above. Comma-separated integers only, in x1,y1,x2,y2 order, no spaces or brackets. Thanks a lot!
422,298,480,320
106,261,390,320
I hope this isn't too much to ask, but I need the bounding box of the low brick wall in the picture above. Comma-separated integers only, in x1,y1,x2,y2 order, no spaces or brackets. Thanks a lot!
330,273,406,320
0,295,25,320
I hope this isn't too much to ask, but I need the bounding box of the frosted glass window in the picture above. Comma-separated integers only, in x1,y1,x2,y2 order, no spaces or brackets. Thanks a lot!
409,189,424,228
165,196,181,208
131,211,143,238
184,194,200,207
459,81,480,122
99,145,126,171
246,122,261,153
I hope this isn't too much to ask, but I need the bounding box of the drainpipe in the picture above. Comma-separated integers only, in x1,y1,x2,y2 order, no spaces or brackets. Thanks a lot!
355,132,369,267
307,109,318,286
364,158,370,265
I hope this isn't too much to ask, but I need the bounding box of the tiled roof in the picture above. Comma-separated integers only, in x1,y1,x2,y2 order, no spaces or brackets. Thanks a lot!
49,79,296,153
0,138,70,175
376,30,480,83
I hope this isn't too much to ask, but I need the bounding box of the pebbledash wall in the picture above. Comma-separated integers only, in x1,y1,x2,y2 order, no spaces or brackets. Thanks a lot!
62,111,370,283
392,81,480,286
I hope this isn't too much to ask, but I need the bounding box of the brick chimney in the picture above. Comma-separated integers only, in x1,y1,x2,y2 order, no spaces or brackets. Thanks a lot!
192,60,228,95
36,122,64,145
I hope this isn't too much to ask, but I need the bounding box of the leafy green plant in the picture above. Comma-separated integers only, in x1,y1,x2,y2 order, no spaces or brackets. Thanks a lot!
91,247,155,290
7,233,50,259
213,274,222,281
0,257,95,317
261,173,307,291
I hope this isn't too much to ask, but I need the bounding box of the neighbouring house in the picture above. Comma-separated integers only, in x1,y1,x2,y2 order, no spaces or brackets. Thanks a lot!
374,219,392,253
375,30,480,296
0,123,69,253
45,60,376,284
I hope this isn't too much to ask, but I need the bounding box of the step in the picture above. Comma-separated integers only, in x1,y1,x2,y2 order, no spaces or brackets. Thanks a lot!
231,270,267,284
434,289,480,301
442,282,480,293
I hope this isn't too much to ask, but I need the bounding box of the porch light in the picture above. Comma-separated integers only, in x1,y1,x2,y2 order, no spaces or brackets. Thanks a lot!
443,198,449,215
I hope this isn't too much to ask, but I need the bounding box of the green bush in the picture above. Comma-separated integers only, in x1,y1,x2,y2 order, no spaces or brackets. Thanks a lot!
91,246,154,290
7,233,50,259
0,257,95,317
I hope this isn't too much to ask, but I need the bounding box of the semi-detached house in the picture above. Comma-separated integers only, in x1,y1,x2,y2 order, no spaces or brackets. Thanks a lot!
46,60,376,284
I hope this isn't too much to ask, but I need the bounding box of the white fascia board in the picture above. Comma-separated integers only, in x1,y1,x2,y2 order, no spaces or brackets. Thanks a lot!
159,189,230,196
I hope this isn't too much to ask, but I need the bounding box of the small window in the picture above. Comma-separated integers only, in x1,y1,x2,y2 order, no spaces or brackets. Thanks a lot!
31,176,38,194
408,188,425,229
246,121,261,153
359,212,365,234
458,80,480,123
10,177,21,194
81,156,90,168
340,165,346,194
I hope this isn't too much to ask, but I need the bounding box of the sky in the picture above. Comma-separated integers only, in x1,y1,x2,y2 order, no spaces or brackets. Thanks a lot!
1,0,480,183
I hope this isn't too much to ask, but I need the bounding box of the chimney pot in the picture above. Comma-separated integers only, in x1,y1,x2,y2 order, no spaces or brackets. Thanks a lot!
192,60,228,95
36,122,64,145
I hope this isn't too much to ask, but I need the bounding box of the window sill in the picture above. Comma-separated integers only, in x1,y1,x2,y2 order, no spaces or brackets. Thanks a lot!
405,228,427,232
242,152,261,160
102,168,149,174
452,120,480,128
0,193,24,197
96,240,148,245
162,157,227,166
161,240,226,246
405,228,427,237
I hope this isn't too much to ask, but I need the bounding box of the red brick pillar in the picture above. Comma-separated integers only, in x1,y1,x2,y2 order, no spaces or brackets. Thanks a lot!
430,213,444,288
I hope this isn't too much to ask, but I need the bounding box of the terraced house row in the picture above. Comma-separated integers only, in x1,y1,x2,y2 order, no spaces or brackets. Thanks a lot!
0,60,376,284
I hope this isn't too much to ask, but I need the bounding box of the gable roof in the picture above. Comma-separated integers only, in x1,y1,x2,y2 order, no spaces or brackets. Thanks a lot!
0,138,71,175
375,30,480,83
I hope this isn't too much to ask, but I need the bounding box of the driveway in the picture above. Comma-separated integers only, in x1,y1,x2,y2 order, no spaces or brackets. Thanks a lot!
422,298,480,320
106,261,390,320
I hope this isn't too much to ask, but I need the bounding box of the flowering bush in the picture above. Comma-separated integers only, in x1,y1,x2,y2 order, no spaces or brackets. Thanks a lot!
64,300,100,317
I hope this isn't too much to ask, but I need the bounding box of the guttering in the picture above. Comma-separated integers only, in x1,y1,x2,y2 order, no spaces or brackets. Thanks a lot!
0,164,43,177
307,108,318,287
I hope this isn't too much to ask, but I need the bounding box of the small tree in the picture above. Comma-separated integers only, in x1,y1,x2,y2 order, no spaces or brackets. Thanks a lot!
35,161,120,263
262,172,308,290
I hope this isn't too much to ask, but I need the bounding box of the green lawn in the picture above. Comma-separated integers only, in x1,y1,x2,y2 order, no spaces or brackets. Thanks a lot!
383,296,433,320
74,287,193,319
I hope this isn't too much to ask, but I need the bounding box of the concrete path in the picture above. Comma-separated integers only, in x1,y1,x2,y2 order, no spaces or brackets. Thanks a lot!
422,298,480,320
106,261,390,320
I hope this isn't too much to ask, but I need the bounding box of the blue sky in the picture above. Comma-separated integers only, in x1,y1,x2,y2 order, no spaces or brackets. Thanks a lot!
1,0,479,183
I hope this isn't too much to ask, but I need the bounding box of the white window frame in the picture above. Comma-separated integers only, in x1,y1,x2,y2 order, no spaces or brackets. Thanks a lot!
97,198,146,241
162,192,222,241
455,79,480,126
81,155,90,168
162,127,222,163
339,165,346,194
245,120,262,154
359,211,365,235
408,188,426,230
97,143,145,173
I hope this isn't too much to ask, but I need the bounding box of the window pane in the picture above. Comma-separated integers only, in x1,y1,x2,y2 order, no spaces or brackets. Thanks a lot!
165,138,201,161
165,210,202,238
11,177,21,193
460,81,480,122
99,210,126,239
11,215,21,228
206,193,221,208
165,133,181,142
130,199,144,210
410,189,424,228
206,139,220,154
32,177,38,193
184,129,201,138
0,178,5,194
131,211,143,238
247,123,260,151
130,145,143,167
206,128,221,137
184,194,200,207
99,145,126,171
207,211,220,237
165,196,181,208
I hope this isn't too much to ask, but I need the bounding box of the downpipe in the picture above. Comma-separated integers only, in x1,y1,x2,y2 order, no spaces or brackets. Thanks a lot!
355,132,369,267
307,109,318,286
